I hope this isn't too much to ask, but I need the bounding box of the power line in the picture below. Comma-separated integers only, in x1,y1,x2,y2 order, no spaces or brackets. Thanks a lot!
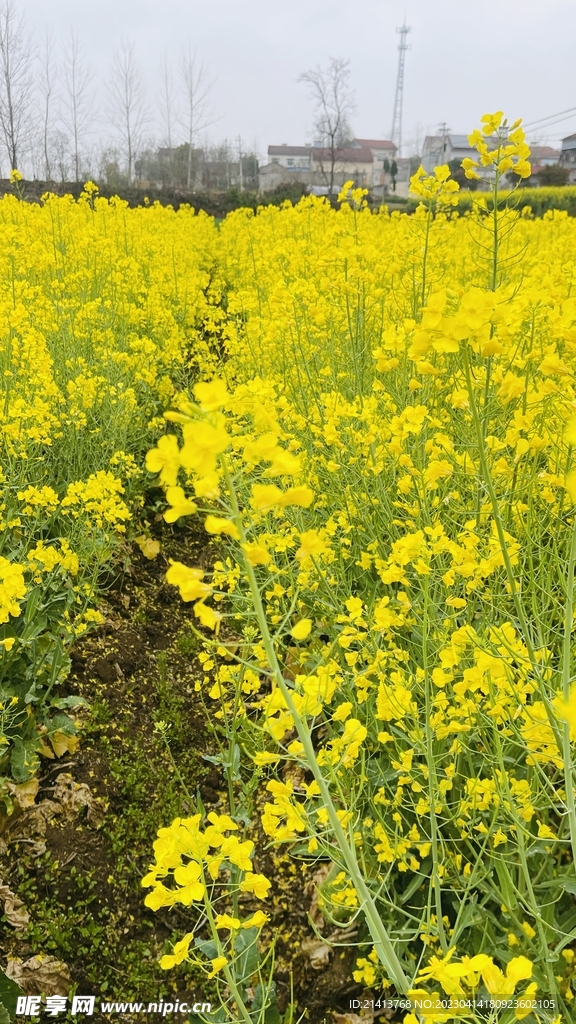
527,116,576,135
523,106,576,131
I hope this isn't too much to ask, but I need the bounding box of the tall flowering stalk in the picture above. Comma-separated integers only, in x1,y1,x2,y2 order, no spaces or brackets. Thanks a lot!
145,379,410,996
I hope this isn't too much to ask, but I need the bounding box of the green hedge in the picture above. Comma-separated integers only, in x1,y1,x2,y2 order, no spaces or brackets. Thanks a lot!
407,186,576,217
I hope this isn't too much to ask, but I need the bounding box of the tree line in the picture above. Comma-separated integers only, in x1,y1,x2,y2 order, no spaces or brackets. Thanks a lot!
0,0,259,189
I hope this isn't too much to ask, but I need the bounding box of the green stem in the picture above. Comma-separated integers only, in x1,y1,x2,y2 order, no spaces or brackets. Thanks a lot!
200,870,254,1024
420,203,433,313
462,351,554,699
561,512,576,865
490,165,500,292
464,345,576,867
422,577,448,953
221,460,410,995
225,681,242,921
490,705,558,998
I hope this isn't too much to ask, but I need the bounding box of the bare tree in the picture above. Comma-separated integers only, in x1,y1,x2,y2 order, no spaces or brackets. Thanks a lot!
179,43,214,188
157,52,178,184
51,128,70,182
299,56,355,194
60,31,95,182
38,30,57,180
0,0,35,172
107,40,147,184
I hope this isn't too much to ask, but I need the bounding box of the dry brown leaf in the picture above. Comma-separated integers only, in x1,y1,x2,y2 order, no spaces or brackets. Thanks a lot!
0,882,29,930
5,954,71,995
7,779,39,810
300,936,331,970
51,773,105,825
2,776,103,859
305,862,332,930
86,797,106,827
4,800,60,858
52,774,92,819
282,762,306,790
333,1014,377,1024
26,800,60,831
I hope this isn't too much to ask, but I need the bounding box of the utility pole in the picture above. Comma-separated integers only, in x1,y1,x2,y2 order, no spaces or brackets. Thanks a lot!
439,122,450,164
390,21,411,157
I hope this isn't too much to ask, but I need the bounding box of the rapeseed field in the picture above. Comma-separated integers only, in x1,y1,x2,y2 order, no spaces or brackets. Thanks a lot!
3,115,576,1023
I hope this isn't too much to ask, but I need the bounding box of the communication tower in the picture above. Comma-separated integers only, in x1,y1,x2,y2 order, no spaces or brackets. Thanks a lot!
390,22,411,156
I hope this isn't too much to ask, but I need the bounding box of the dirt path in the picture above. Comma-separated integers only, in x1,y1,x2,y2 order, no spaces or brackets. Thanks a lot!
0,521,367,1023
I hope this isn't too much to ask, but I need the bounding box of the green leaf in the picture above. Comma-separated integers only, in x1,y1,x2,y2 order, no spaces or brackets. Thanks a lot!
193,937,218,961
231,742,241,781
22,588,42,624
252,982,281,1024
10,735,40,782
0,965,23,1019
202,753,232,768
559,878,576,895
20,614,48,641
46,713,77,736
233,926,260,984
50,696,88,709
397,864,430,905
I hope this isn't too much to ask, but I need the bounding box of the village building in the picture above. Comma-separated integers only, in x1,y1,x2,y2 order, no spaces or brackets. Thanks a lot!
523,146,561,186
560,134,576,183
421,134,477,174
259,139,399,193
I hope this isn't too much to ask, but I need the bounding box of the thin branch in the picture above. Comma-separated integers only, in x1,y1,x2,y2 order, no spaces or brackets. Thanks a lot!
107,39,148,185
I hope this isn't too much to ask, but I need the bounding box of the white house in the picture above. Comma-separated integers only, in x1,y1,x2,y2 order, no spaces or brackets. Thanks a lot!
421,134,478,174
267,145,312,170
529,146,560,168
560,134,576,183
259,139,398,193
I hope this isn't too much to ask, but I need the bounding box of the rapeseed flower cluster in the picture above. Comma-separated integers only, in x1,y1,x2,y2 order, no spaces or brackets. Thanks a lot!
0,557,26,624
464,111,531,180
142,812,271,978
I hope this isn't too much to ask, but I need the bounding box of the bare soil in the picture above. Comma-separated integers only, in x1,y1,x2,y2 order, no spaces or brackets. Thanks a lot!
0,519,370,1023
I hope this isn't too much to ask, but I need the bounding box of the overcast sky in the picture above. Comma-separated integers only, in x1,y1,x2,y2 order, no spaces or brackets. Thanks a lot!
18,0,576,159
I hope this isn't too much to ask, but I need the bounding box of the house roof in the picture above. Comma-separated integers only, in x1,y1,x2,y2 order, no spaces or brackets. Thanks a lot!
312,146,375,163
423,137,460,155
529,146,560,160
423,134,473,152
448,134,473,148
562,134,576,148
268,145,311,156
353,138,396,151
